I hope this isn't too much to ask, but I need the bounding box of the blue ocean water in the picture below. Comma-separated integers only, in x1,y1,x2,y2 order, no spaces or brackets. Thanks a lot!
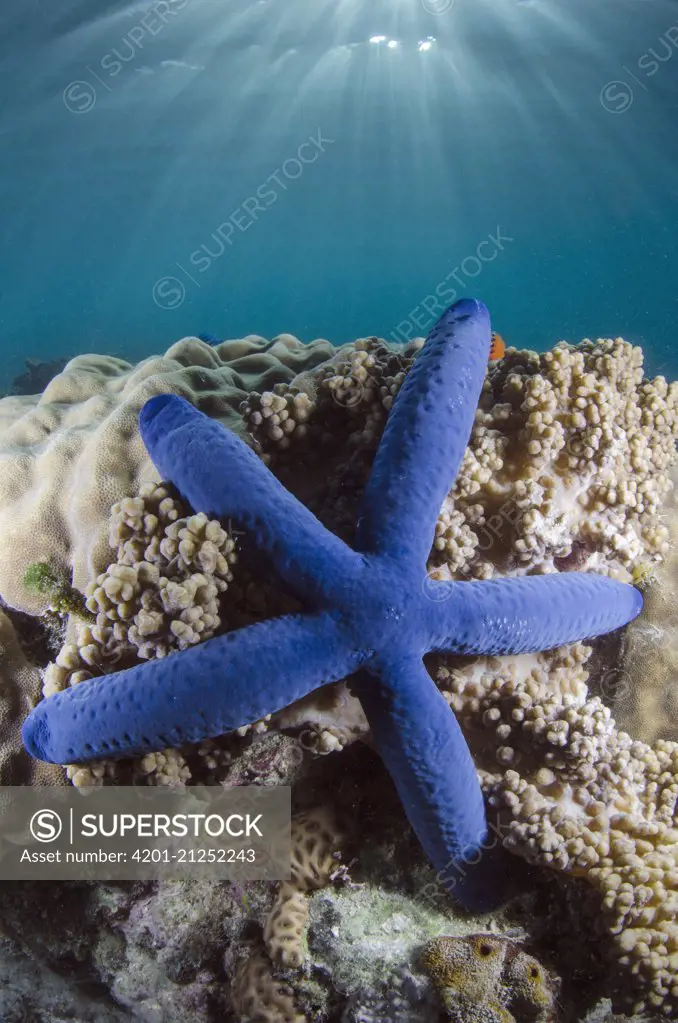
0,0,677,392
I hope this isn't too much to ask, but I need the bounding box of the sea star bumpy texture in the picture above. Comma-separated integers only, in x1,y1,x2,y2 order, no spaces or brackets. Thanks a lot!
22,299,643,910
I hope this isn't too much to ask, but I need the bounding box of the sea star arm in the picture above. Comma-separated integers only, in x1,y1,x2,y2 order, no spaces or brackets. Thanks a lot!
424,572,643,655
139,395,364,605
352,654,505,911
21,611,364,764
355,299,491,567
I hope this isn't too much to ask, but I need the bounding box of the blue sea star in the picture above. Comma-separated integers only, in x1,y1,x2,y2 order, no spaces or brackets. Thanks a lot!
22,298,642,909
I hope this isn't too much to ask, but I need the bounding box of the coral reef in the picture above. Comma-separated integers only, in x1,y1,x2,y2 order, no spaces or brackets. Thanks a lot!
231,947,305,1023
240,326,678,1015
2,317,677,1019
463,339,676,583
264,807,344,969
24,302,642,917
237,336,678,809
306,888,446,1022
247,335,677,585
436,648,678,1017
421,933,556,1022
0,334,333,615
0,877,252,1022
39,481,237,788
0,741,668,1023
83,482,237,660
0,930,129,1023
245,327,678,1016
242,336,412,474
230,808,345,1022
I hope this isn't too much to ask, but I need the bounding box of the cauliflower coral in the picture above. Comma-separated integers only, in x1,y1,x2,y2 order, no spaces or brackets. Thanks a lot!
437,649,678,1016
42,482,238,787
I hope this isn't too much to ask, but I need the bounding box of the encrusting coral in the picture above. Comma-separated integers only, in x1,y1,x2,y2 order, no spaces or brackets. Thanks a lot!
264,808,345,969
229,808,345,1023
0,609,66,790
230,946,305,1023
421,933,557,1022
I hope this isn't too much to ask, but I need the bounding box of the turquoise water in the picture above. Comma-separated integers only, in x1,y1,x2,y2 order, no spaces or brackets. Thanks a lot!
1,0,677,391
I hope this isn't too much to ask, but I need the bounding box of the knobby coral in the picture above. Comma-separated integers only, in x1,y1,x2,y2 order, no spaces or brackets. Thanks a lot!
246,335,677,585
40,481,237,787
237,330,678,752
435,646,678,1016
240,323,678,1016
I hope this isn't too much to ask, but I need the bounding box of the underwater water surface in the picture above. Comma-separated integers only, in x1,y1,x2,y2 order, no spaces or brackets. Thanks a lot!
0,0,677,383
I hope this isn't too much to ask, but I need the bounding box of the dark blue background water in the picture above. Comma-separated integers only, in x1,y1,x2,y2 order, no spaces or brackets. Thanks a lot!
1,0,677,391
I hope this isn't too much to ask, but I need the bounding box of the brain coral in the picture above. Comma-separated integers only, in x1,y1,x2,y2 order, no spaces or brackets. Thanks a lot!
0,334,334,615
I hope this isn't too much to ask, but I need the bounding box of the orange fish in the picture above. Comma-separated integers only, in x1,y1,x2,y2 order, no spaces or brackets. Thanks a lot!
489,332,505,360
